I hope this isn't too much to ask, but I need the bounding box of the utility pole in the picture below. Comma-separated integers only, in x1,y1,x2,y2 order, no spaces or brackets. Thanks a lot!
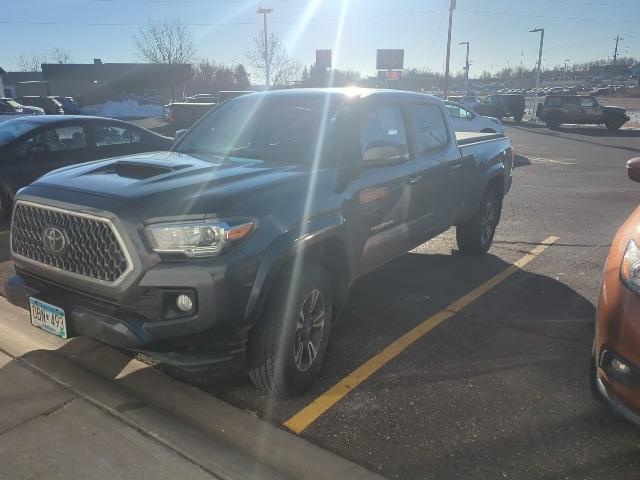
443,0,456,99
257,7,273,89
530,28,544,119
459,41,469,95
613,35,621,65
564,59,570,82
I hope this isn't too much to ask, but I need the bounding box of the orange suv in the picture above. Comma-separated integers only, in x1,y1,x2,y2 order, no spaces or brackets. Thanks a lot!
592,157,640,425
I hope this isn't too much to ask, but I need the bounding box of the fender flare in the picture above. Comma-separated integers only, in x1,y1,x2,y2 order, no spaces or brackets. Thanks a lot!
243,213,353,322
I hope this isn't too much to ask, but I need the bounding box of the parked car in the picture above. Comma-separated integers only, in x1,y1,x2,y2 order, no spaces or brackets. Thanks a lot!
0,99,41,122
591,157,640,426
537,95,629,130
4,89,513,396
52,96,81,115
18,96,65,115
0,115,173,218
591,87,610,97
443,100,505,134
474,94,526,123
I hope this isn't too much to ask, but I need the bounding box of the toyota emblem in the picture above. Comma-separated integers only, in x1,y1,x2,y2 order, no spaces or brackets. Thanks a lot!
42,226,68,255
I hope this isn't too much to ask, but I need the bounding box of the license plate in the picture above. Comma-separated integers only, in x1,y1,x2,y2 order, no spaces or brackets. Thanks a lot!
29,297,67,339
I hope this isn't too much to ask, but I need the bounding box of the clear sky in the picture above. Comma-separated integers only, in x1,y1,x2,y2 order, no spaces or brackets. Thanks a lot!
1,0,639,77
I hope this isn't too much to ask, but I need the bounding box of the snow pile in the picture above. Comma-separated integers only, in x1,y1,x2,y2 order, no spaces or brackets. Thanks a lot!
80,100,163,119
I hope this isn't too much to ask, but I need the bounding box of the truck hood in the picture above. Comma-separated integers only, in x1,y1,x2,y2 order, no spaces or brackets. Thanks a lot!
603,106,627,115
30,151,313,219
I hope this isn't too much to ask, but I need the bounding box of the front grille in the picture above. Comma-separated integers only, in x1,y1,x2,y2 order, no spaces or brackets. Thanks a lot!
11,202,131,284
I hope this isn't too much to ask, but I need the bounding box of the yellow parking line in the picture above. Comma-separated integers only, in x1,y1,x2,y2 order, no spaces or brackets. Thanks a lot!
283,235,559,434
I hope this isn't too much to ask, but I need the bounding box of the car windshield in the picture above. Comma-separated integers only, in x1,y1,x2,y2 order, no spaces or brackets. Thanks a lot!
176,94,344,164
0,118,38,146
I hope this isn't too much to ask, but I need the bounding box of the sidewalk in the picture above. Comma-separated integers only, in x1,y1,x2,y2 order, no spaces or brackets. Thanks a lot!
0,298,383,480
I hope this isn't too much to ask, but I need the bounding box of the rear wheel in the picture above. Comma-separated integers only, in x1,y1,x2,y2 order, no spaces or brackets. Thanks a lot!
247,264,333,397
545,114,562,129
456,186,501,256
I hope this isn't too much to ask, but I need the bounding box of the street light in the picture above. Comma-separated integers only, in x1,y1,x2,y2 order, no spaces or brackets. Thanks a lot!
257,7,273,89
459,41,470,95
443,0,456,99
530,27,545,120
564,59,570,82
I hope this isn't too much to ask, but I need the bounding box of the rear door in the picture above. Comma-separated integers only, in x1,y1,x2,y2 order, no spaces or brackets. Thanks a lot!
561,96,581,123
92,121,149,159
405,101,462,238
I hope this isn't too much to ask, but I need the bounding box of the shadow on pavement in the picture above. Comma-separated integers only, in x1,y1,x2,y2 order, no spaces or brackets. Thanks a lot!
513,154,532,168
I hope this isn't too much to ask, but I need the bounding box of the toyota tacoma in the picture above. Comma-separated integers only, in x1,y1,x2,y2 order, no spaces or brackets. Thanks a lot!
6,88,513,396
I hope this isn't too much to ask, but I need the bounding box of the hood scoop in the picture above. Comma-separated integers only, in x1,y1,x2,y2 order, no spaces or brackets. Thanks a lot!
89,160,192,180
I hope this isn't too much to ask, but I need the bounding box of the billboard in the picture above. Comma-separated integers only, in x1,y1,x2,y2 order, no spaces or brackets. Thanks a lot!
376,49,404,71
316,50,332,70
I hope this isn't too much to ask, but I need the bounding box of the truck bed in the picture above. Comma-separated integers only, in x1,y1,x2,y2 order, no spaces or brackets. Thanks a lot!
455,131,506,145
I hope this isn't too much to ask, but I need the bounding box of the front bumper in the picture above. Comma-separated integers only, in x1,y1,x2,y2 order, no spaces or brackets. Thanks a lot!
5,268,249,368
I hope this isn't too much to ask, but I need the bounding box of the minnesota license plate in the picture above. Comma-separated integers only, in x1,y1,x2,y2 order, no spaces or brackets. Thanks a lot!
29,297,68,339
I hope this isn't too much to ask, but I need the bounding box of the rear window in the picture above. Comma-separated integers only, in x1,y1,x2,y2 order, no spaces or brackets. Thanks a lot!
408,103,449,155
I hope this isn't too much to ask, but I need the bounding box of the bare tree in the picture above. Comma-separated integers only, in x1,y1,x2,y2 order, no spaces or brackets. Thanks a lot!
50,47,73,64
134,18,198,64
244,32,301,88
16,53,46,72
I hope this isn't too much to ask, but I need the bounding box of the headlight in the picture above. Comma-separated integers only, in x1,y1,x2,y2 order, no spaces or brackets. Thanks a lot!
620,240,640,294
146,219,254,258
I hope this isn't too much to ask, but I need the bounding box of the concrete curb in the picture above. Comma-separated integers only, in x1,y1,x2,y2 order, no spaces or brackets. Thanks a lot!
0,297,384,480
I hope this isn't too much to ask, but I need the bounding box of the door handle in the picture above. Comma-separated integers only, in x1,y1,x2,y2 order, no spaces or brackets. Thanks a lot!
407,174,422,185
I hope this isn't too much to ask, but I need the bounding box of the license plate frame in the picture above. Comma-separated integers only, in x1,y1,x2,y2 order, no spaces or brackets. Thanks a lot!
29,297,68,339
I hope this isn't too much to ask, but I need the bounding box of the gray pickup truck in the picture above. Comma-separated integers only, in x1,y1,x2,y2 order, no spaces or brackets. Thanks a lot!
6,89,513,396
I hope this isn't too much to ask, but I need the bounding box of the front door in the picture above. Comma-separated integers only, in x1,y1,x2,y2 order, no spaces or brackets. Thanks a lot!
348,103,414,276
579,96,604,123
93,122,147,159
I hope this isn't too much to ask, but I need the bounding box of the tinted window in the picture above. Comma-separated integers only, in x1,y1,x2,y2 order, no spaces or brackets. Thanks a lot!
96,125,140,146
359,105,408,163
545,96,563,107
409,104,449,155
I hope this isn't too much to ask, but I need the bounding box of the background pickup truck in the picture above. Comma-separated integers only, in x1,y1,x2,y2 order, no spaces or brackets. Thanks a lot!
537,95,630,130
6,89,513,397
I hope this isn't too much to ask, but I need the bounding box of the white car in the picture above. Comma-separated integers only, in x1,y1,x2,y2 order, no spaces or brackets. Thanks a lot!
443,101,505,134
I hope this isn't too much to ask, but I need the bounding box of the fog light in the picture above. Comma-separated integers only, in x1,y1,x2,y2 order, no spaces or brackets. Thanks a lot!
176,294,193,312
612,358,631,374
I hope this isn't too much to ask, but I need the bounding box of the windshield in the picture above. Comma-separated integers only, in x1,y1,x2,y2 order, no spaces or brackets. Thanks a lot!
0,118,38,146
176,94,344,164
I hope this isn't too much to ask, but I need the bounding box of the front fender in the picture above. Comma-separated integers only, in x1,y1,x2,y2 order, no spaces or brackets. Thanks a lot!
243,212,352,321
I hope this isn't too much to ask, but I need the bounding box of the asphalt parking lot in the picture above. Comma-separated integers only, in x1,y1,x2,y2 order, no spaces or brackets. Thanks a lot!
1,122,639,479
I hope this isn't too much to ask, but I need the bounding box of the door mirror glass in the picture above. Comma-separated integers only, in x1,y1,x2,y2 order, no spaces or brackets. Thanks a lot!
627,157,640,183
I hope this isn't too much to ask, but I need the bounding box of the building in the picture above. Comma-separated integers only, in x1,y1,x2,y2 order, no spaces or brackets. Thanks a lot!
4,71,44,98
41,59,192,105
0,66,6,97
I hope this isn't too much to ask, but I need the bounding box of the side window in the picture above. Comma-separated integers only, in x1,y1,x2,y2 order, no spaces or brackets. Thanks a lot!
131,129,143,144
459,107,473,119
96,125,135,146
17,126,87,158
359,105,408,163
580,97,596,108
545,97,562,107
408,104,449,155
445,104,462,118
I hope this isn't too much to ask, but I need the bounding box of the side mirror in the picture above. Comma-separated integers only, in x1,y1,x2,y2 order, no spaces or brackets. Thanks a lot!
174,129,188,142
627,157,640,183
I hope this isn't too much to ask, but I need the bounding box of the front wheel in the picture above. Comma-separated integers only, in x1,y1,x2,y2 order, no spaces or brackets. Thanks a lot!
456,187,501,256
605,118,625,130
247,264,333,397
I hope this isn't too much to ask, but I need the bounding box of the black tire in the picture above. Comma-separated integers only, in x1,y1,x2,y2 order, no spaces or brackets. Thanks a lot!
456,186,501,256
247,264,333,397
605,118,625,130
545,114,562,129
0,189,11,221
